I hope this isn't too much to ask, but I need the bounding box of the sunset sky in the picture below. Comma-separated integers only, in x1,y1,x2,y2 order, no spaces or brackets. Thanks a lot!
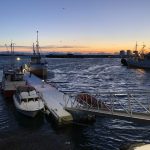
0,0,150,53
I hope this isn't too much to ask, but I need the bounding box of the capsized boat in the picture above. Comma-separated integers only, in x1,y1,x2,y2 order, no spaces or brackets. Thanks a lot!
13,85,44,117
29,31,47,78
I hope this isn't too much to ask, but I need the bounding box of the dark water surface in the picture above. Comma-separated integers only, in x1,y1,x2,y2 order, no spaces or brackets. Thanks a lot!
0,56,150,150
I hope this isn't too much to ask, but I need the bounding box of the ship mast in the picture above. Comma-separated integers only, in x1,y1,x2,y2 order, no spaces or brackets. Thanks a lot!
135,41,138,51
10,42,15,67
33,43,36,55
36,30,40,57
141,43,146,59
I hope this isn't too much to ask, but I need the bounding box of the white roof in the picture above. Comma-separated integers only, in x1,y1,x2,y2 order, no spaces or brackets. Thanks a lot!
20,90,38,99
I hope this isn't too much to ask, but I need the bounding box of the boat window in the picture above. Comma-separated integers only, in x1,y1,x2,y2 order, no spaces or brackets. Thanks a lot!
34,98,39,101
14,74,24,81
28,98,34,102
21,99,28,102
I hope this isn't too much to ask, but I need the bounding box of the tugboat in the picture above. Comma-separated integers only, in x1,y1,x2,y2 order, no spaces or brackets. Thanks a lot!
1,43,26,98
13,85,44,117
29,31,47,79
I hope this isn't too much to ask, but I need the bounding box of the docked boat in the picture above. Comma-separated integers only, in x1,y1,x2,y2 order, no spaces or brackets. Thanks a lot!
29,31,47,78
121,43,150,69
1,68,26,98
1,43,26,98
13,85,44,117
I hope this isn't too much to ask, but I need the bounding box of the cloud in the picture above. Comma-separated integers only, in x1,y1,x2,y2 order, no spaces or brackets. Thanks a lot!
40,45,87,49
0,45,86,49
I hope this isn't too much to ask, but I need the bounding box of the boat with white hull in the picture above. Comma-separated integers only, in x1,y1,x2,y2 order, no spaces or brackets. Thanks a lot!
13,86,44,117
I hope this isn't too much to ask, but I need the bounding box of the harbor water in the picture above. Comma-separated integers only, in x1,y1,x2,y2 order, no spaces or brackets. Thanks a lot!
0,56,150,150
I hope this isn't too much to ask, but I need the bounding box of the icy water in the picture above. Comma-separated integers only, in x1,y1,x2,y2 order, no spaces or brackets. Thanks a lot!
1,56,150,150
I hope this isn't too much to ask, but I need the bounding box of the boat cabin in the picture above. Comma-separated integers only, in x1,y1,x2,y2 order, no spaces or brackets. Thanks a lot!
15,86,40,103
4,69,24,81
30,55,41,64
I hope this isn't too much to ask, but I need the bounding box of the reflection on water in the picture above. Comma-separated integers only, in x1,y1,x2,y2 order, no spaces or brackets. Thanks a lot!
14,111,44,130
1,57,150,149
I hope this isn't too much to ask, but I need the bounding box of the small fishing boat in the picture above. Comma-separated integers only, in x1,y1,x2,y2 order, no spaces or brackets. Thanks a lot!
1,43,26,98
121,42,150,69
2,68,25,98
29,31,47,78
13,85,44,117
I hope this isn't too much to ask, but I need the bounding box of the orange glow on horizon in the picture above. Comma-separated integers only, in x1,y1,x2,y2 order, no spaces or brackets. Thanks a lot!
0,46,119,54
0,42,149,54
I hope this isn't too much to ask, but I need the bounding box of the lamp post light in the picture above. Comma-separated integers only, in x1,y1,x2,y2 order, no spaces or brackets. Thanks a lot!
16,57,21,71
16,57,21,61
41,80,45,88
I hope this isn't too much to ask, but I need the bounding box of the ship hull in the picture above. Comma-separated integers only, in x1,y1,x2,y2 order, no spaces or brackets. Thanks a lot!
1,80,26,99
127,59,150,69
2,90,15,98
16,108,39,117
30,64,47,78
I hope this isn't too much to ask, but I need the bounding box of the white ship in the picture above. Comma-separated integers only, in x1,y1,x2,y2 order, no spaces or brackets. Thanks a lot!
13,85,44,117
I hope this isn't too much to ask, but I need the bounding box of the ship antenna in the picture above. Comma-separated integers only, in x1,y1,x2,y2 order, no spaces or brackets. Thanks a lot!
36,30,40,56
135,41,138,51
10,42,15,67
33,43,36,55
141,42,146,54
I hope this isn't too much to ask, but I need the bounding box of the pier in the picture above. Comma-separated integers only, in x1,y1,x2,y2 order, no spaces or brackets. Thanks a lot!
64,91,150,121
24,72,73,125
24,71,150,123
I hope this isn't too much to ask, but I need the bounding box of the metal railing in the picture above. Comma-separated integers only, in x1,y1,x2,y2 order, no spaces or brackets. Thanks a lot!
63,90,150,116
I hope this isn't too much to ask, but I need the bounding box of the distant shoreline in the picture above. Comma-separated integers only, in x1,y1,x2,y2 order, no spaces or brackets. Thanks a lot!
0,53,121,58
46,54,121,58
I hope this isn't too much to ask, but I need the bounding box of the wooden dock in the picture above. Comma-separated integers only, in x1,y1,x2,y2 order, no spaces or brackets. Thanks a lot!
24,72,73,125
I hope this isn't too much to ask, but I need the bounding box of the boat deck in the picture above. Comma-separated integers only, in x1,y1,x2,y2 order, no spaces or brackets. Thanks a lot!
24,72,73,124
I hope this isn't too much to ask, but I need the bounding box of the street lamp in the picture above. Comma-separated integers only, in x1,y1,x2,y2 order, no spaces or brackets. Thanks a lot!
16,57,21,61
41,80,45,88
